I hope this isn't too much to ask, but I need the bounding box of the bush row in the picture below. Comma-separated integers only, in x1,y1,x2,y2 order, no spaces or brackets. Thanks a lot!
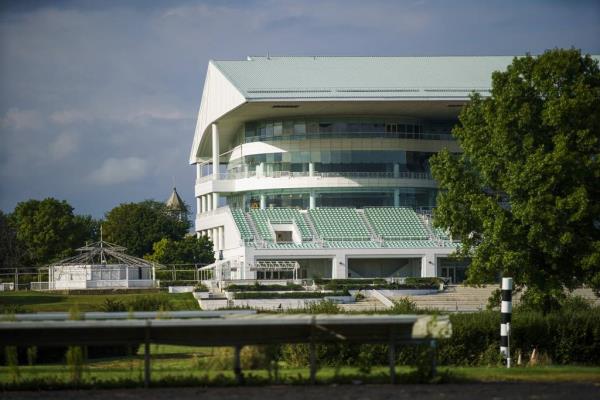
233,291,349,299
226,283,305,292
277,305,600,366
323,277,443,291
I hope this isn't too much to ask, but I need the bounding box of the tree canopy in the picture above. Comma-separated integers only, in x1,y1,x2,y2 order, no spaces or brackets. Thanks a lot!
430,49,600,307
145,235,214,266
0,210,25,269
10,198,98,267
103,200,190,258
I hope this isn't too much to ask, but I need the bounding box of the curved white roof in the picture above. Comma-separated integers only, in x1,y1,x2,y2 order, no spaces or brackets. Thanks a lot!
189,55,526,163
214,56,516,99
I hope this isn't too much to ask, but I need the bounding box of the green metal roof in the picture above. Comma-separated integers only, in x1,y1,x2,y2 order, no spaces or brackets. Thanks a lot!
212,56,518,100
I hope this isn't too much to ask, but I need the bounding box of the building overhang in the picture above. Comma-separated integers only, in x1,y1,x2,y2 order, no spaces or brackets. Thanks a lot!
190,98,470,162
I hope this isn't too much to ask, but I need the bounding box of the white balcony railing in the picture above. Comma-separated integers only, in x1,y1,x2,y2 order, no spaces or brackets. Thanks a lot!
197,170,432,184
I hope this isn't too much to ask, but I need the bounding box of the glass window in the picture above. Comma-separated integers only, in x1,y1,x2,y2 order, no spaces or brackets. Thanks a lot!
273,121,282,136
283,121,294,135
306,120,318,134
294,121,306,134
245,122,256,139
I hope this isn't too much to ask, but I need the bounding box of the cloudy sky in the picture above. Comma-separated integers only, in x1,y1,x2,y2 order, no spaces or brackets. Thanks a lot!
1,0,599,218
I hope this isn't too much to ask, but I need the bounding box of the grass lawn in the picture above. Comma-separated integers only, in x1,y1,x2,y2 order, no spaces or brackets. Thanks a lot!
0,291,199,312
1,343,599,389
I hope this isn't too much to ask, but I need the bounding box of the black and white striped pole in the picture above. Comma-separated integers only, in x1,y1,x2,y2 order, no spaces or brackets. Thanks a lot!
500,277,513,368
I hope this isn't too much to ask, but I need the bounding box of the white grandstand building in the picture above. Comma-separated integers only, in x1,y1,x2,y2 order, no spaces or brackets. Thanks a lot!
190,56,516,283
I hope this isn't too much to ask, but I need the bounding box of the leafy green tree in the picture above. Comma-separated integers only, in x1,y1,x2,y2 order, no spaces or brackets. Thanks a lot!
10,198,98,266
430,49,600,309
0,210,25,269
145,235,214,265
103,200,190,257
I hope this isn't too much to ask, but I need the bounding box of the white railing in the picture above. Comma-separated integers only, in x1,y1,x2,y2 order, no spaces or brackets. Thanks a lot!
198,170,432,183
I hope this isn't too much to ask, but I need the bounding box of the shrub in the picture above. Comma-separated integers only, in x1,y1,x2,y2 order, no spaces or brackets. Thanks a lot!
304,299,342,314
100,298,127,312
203,346,272,370
126,295,174,311
194,283,209,292
233,291,348,299
388,297,418,313
322,277,442,291
226,282,304,292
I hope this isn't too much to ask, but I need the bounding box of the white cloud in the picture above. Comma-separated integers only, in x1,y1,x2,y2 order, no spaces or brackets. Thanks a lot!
49,131,80,160
1,108,43,130
50,110,93,125
88,157,148,185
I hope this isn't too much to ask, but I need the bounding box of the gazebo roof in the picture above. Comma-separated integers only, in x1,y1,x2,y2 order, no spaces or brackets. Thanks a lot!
49,240,160,268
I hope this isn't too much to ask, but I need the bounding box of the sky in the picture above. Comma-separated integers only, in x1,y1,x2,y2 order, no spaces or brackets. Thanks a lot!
1,0,599,218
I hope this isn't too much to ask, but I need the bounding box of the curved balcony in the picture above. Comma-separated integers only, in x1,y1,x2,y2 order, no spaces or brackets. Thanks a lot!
195,170,436,196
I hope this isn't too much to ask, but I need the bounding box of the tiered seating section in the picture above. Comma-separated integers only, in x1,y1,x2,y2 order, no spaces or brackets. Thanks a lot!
249,208,312,242
231,209,253,240
229,207,454,249
308,208,370,241
364,207,428,239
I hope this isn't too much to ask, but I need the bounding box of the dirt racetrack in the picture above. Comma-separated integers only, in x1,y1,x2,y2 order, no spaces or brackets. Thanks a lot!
4,382,600,400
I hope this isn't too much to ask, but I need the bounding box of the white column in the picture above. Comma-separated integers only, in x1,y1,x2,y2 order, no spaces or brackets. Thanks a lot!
259,162,265,178
393,163,400,178
394,189,400,207
207,228,213,241
201,196,206,213
196,163,201,182
421,253,437,277
207,194,213,211
196,197,201,214
309,191,316,209
218,226,224,252
213,193,220,210
332,255,348,279
214,228,220,251
260,194,266,209
309,162,315,177
212,123,220,180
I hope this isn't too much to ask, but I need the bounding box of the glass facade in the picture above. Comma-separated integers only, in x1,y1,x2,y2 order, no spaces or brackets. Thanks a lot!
199,117,455,211
237,117,455,144
227,150,435,174
225,187,438,210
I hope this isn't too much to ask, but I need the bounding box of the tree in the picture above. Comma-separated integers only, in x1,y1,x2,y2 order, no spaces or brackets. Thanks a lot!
429,49,600,309
0,210,25,269
10,198,98,267
103,200,190,257
145,235,215,265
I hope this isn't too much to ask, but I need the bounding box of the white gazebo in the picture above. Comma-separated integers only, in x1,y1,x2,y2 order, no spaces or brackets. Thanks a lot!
38,239,160,290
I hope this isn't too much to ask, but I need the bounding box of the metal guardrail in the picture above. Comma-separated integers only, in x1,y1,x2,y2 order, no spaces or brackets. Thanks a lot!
0,314,451,386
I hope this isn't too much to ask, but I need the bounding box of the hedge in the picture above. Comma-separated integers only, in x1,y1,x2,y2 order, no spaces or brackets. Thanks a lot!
233,291,349,299
279,307,600,367
323,277,443,291
226,283,304,292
